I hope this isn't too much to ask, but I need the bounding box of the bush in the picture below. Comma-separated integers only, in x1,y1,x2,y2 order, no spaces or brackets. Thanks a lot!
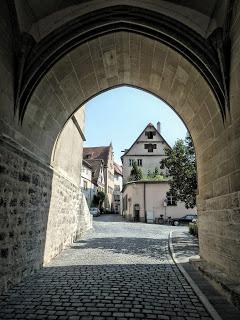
189,222,198,237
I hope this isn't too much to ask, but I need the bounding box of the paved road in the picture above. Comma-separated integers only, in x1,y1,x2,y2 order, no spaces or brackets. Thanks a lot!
0,214,212,319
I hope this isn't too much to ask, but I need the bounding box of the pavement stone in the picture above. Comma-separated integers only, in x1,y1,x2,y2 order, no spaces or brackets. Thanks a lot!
0,215,212,319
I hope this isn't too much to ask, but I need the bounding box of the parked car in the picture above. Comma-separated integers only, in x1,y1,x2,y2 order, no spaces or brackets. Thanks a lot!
171,214,197,226
90,207,100,217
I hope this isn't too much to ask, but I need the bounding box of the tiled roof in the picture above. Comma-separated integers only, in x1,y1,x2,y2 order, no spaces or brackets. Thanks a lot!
83,146,110,165
114,162,123,176
86,159,104,185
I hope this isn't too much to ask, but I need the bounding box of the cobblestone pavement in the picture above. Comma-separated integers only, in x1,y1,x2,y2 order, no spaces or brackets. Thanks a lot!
0,214,212,320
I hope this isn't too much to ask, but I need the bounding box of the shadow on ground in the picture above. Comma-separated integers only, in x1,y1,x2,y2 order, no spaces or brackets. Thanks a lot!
71,237,169,260
171,234,199,259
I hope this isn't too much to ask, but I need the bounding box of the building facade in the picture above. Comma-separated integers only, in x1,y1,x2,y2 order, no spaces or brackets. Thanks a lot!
121,122,170,184
80,160,97,207
113,163,123,214
122,181,197,222
121,122,197,222
83,144,114,210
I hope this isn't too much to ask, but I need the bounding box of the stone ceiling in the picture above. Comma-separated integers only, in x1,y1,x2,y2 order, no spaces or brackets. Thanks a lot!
14,0,228,40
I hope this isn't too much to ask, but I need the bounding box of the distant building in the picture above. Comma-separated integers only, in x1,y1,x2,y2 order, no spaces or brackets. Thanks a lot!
87,159,105,193
81,160,97,206
122,180,196,222
113,162,123,214
121,122,197,222
121,122,170,184
83,144,114,210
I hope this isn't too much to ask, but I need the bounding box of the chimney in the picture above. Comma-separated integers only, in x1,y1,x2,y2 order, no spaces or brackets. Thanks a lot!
157,121,161,134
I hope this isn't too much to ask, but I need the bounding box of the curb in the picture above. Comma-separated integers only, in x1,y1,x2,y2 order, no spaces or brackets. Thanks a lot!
168,231,222,320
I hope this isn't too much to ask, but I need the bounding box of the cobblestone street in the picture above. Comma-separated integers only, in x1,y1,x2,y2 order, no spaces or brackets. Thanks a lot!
0,215,212,320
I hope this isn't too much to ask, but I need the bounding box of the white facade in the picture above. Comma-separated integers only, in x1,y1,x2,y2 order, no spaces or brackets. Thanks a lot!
81,162,97,207
122,181,197,222
122,123,170,183
113,169,123,214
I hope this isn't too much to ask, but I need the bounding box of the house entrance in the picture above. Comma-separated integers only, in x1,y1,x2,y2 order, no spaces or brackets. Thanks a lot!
134,204,140,222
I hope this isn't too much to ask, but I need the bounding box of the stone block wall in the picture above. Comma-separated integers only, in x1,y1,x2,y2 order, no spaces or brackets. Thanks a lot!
43,173,92,265
0,137,52,293
0,134,92,293
196,1,240,282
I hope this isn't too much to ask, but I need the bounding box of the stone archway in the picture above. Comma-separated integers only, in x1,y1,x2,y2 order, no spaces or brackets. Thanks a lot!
23,31,231,278
0,1,240,293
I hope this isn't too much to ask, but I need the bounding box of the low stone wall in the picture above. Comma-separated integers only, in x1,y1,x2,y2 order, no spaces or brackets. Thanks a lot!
0,136,92,293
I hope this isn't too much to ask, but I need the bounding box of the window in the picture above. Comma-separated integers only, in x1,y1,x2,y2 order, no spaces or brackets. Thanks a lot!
83,181,88,190
144,144,157,152
137,159,142,166
145,131,156,139
167,194,176,206
85,154,91,159
129,159,135,166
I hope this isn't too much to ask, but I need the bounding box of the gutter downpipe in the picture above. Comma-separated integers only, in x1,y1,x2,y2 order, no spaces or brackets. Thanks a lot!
144,182,147,223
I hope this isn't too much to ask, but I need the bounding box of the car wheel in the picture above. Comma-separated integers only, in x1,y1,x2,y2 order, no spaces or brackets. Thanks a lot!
173,220,179,226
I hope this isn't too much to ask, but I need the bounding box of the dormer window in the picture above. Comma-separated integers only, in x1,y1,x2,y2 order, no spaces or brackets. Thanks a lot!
144,144,157,152
85,154,91,159
145,131,156,139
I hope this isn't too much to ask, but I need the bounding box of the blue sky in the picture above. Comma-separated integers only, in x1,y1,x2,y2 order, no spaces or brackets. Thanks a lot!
84,86,187,164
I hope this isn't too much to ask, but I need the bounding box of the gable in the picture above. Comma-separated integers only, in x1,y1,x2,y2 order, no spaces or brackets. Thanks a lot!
122,123,171,157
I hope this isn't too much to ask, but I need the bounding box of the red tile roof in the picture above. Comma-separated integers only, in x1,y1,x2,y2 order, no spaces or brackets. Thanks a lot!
114,162,123,176
83,146,110,165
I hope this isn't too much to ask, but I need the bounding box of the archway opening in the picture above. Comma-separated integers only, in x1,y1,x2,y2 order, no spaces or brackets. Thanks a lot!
2,30,237,297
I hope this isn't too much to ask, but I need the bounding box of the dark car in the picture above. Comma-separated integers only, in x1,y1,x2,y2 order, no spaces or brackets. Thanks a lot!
171,214,197,226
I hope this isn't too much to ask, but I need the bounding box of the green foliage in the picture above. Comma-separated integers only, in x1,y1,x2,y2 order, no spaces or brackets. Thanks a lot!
142,174,167,181
143,167,168,181
128,161,143,181
160,135,197,209
189,222,198,237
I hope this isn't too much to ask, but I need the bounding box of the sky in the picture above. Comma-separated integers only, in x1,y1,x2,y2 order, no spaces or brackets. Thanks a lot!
84,86,188,164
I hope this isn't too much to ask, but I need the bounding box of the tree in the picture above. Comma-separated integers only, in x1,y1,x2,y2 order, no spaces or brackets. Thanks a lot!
160,135,197,208
128,161,143,181
91,191,106,208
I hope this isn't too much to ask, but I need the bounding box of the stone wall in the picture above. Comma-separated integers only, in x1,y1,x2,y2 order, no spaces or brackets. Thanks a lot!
44,109,92,265
43,172,92,265
0,132,92,293
0,136,52,293
197,2,240,282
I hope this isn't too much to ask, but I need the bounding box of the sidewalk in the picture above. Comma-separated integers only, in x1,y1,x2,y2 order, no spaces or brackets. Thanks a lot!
169,230,240,320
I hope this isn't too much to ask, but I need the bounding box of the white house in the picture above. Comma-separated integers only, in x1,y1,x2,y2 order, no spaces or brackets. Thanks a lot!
121,122,170,184
121,122,197,222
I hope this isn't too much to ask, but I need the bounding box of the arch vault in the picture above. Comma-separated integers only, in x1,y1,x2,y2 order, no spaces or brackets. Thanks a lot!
0,0,240,293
